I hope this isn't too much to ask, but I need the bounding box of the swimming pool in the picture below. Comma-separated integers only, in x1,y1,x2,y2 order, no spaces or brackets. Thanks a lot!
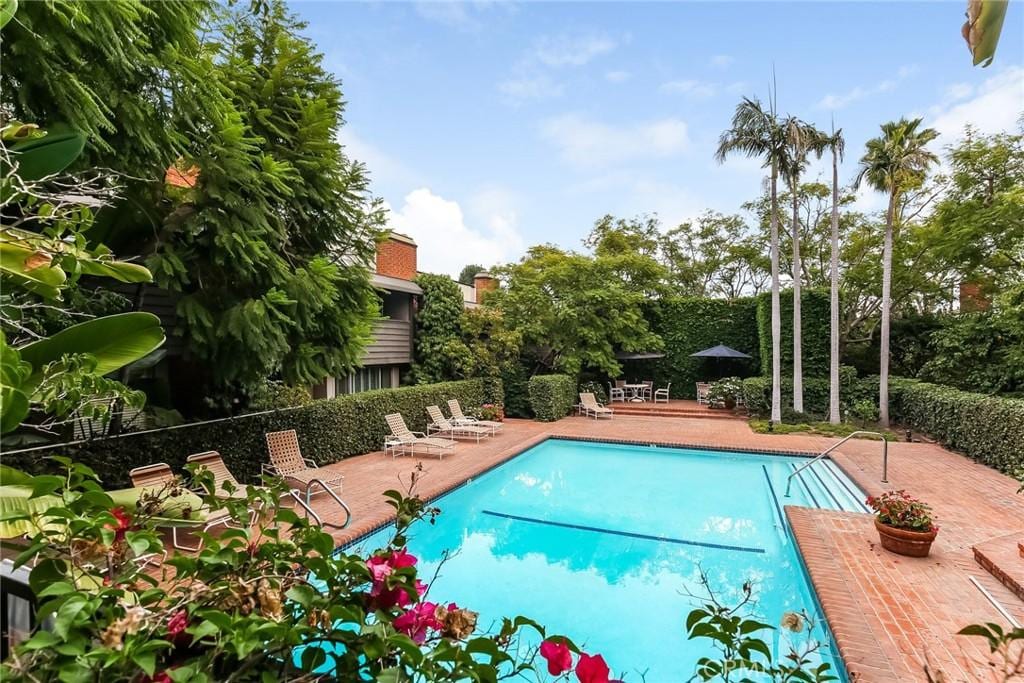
347,438,864,681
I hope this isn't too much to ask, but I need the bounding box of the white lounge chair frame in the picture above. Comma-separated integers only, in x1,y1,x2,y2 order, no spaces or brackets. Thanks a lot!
263,431,348,521
385,414,456,459
426,405,490,443
579,392,614,419
128,463,233,552
447,399,503,433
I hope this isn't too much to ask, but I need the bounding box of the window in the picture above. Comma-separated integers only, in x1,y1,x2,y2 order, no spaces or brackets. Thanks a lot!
336,366,394,395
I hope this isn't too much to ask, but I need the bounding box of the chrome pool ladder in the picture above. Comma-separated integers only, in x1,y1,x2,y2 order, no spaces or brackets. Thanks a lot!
784,431,887,497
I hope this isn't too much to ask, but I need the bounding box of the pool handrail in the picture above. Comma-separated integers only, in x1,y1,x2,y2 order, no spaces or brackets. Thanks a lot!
784,431,887,497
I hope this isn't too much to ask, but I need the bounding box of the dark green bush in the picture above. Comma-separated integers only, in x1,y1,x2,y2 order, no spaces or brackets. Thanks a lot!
649,297,760,399
528,374,577,421
500,361,532,418
4,379,487,487
756,289,830,378
578,380,608,404
894,382,1024,474
742,366,862,418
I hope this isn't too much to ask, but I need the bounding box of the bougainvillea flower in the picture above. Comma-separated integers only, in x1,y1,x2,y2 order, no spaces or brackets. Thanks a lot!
367,555,393,584
540,639,573,675
108,507,132,543
393,601,441,644
388,548,417,569
576,653,612,683
167,610,189,637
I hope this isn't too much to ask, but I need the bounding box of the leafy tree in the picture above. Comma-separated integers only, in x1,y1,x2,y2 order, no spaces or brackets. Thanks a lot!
488,244,662,377
457,263,484,286
411,273,471,383
660,211,769,298
856,118,939,426
717,96,788,423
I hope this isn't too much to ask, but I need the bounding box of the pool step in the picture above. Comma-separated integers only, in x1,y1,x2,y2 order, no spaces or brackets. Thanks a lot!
788,460,869,513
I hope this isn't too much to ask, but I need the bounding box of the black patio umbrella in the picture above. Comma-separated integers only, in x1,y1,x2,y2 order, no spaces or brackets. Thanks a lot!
689,344,752,379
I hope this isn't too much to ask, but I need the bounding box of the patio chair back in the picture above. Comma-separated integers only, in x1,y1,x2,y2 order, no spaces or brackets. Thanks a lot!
186,451,241,491
265,430,306,477
614,379,626,388
385,413,415,440
129,463,175,489
447,399,468,421
696,382,711,404
426,405,453,430
579,392,599,408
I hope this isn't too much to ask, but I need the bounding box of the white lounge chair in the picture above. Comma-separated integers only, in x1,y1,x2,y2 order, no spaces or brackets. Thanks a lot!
447,399,503,433
654,382,671,403
128,463,233,552
264,430,347,507
426,405,490,443
579,392,614,419
385,413,456,459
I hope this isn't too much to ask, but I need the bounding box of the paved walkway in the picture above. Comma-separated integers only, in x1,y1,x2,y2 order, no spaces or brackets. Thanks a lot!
303,415,1023,682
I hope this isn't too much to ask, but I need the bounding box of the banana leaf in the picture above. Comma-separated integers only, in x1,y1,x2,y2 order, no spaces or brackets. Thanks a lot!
963,0,1009,67
0,241,67,300
18,312,165,387
0,0,17,29
2,131,86,183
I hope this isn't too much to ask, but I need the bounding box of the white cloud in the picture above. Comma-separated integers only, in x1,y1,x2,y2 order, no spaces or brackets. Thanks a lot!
660,79,717,98
413,1,514,31
541,114,690,167
385,188,524,276
817,64,920,110
710,54,735,69
531,32,617,67
338,129,420,189
945,82,974,101
498,74,563,102
605,69,631,83
927,66,1024,139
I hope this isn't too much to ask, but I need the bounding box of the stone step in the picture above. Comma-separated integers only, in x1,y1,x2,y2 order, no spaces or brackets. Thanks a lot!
973,533,1024,603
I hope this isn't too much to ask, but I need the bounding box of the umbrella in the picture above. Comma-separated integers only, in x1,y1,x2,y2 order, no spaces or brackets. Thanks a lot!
689,344,751,359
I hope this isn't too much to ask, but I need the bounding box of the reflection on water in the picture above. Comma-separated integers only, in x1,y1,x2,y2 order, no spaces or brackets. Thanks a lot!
349,441,845,681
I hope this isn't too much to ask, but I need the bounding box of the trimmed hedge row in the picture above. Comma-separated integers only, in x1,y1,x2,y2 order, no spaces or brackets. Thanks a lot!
5,379,490,488
894,382,1024,474
528,374,577,422
741,368,858,417
649,297,760,399
756,289,830,378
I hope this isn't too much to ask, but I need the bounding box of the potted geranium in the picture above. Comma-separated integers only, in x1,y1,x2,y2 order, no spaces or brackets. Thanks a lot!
481,403,504,422
867,490,939,557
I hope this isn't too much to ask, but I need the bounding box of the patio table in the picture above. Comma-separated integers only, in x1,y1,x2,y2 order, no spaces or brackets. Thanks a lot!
623,383,647,402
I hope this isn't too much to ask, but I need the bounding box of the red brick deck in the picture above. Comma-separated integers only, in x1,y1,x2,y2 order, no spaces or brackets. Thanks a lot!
301,415,1023,682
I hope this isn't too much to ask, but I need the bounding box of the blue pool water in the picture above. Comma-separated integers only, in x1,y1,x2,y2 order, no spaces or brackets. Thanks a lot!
347,439,864,681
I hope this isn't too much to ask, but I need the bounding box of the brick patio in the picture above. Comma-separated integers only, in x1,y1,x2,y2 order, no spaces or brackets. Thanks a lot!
302,414,1023,682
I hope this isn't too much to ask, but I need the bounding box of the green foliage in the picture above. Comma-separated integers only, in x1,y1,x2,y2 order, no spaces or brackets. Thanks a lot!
500,361,532,418
0,459,584,681
742,366,859,418
756,288,830,377
867,490,935,532
917,310,1023,394
749,420,898,440
4,380,487,487
707,377,743,406
849,399,878,426
649,297,759,399
457,263,484,286
246,380,313,411
411,273,471,384
527,375,577,422
578,380,608,404
895,382,1024,474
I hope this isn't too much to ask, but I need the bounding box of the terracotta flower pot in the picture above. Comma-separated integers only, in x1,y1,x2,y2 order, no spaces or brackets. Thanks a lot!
874,519,938,558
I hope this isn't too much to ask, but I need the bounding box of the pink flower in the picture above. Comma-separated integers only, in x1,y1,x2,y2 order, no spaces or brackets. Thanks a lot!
393,601,441,644
167,609,189,637
367,555,393,584
388,548,417,569
540,639,573,675
367,550,424,610
576,653,612,683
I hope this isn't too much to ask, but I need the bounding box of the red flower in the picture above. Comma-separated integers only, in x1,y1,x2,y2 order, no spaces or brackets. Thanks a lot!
367,550,424,611
576,653,612,683
167,610,189,637
143,672,173,683
393,601,441,644
540,639,573,675
108,506,133,543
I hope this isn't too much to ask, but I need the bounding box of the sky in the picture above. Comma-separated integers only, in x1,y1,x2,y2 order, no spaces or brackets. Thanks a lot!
290,1,1024,277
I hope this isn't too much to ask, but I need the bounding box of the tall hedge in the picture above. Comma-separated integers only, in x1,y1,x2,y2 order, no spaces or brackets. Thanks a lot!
894,382,1024,474
756,289,830,378
4,379,489,488
741,370,912,419
649,297,760,399
528,375,577,422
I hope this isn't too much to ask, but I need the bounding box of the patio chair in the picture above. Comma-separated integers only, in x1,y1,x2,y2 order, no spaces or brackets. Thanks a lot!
426,405,491,443
579,392,614,419
641,380,654,401
447,399,503,433
654,382,671,403
264,430,346,508
385,413,456,459
187,451,349,530
696,382,712,405
128,463,233,552
608,382,626,403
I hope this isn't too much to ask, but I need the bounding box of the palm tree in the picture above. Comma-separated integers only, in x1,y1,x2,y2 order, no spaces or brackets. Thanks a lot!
825,124,845,425
781,117,827,414
716,96,786,423
855,118,938,426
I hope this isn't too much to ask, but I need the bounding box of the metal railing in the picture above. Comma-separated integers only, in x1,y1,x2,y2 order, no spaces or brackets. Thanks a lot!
784,431,888,497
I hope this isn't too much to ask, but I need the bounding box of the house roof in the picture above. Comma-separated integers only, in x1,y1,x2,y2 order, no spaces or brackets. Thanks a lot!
371,273,422,295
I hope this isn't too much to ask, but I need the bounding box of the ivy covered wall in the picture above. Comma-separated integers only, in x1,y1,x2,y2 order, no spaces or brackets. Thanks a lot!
755,289,831,378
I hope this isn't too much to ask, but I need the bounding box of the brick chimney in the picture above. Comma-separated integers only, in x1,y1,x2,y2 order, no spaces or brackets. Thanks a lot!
375,232,417,281
473,272,497,304
959,281,991,312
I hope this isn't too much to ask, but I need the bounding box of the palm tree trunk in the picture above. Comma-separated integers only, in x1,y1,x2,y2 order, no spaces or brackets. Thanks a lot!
829,147,841,424
791,176,803,414
770,159,782,424
879,190,896,427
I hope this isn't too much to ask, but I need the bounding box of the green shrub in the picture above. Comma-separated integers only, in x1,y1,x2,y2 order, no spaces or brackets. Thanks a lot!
4,379,487,487
649,296,760,399
528,374,577,422
578,380,608,404
849,399,878,426
247,380,313,410
895,382,1024,474
742,366,864,418
756,289,830,378
500,361,531,418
